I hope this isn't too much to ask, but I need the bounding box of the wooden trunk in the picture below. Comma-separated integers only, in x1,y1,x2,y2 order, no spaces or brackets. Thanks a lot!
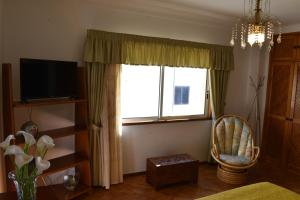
146,154,199,189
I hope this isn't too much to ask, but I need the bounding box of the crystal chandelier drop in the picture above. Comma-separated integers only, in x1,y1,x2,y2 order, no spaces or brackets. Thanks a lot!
230,0,282,50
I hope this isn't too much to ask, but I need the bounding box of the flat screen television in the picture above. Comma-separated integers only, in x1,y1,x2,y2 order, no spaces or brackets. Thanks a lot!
20,58,78,101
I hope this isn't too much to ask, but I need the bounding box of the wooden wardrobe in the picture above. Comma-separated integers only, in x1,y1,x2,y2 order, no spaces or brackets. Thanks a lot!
263,32,300,174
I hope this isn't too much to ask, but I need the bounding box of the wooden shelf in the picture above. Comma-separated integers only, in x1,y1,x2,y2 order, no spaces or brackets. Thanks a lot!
2,64,91,191
13,98,87,108
48,183,90,200
0,186,59,200
44,153,88,176
15,126,87,144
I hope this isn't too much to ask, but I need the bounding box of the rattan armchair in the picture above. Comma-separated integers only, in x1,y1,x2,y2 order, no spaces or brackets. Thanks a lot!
211,115,260,184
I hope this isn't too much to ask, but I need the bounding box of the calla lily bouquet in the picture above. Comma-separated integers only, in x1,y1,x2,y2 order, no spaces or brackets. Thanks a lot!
0,131,55,181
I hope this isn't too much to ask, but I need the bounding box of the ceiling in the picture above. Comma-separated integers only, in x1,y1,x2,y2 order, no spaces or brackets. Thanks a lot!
91,0,300,26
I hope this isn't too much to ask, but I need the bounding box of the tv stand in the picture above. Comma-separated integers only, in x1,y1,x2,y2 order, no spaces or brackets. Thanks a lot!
2,63,91,199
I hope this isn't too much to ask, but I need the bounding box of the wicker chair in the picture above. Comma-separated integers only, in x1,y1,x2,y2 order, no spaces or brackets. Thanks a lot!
211,115,260,184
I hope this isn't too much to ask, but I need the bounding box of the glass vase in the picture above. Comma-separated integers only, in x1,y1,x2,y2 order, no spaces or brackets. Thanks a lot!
8,171,37,200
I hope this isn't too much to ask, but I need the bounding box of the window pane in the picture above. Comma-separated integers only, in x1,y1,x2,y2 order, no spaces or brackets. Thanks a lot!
174,86,190,105
121,65,160,118
162,67,207,117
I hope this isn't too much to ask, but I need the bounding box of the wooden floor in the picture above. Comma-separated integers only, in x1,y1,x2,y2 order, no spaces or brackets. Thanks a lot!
78,163,300,200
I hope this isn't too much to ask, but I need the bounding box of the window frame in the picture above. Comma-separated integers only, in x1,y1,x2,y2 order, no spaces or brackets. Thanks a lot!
122,65,211,125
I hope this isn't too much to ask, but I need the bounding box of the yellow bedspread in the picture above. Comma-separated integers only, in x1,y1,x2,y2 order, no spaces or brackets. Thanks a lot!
196,182,300,200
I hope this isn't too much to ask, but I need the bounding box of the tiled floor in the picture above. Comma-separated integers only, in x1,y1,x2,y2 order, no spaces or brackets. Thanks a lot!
79,163,300,200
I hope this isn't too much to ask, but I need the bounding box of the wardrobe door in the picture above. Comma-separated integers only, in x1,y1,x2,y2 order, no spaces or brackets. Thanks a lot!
272,34,297,61
296,35,300,60
287,63,300,174
263,62,295,164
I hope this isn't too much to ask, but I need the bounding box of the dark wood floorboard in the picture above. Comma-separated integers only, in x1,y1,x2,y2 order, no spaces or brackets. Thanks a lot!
78,163,300,200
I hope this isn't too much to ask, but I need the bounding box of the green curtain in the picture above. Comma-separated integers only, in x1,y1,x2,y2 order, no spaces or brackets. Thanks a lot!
209,45,234,71
86,63,107,186
208,69,230,162
84,29,235,169
84,29,234,70
209,70,230,119
122,38,210,68
84,31,123,64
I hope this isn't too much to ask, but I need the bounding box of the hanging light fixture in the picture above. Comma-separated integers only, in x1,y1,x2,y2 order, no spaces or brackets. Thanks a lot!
230,0,282,50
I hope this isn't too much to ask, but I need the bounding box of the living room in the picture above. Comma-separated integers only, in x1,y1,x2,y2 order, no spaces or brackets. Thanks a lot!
0,0,300,199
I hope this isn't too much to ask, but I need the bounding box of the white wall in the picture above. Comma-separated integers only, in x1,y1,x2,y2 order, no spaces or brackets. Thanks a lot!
122,121,212,174
1,0,254,175
283,23,300,33
226,47,252,117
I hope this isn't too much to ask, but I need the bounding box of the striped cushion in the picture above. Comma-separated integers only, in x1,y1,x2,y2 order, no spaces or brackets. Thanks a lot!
214,117,253,160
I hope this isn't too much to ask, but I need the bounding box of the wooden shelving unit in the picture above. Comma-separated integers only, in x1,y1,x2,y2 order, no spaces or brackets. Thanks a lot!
48,183,90,200
2,63,91,198
15,126,87,144
13,99,87,108
44,153,89,175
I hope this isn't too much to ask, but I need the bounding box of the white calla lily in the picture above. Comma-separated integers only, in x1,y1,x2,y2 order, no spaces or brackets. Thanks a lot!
35,156,50,175
0,135,15,150
37,135,55,157
4,145,24,156
17,131,36,146
14,153,33,169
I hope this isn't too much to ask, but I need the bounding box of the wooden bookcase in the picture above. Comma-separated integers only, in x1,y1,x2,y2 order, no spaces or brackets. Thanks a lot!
2,63,91,199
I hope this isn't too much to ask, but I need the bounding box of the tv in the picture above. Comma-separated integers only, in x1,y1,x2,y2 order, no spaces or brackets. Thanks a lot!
20,58,78,101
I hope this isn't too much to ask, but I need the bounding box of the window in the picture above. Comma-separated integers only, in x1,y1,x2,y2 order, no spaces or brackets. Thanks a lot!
174,86,190,105
121,65,160,119
121,64,209,122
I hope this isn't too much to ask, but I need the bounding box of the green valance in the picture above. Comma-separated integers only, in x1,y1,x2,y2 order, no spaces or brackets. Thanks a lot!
84,29,234,71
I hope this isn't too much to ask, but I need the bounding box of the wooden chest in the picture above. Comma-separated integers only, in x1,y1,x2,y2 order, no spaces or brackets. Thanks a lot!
146,154,199,189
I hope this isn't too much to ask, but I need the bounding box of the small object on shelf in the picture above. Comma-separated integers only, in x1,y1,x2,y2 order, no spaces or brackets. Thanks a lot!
63,175,79,191
20,108,38,137
21,120,38,137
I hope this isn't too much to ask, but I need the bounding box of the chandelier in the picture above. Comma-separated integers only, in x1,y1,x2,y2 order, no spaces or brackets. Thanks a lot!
230,0,282,50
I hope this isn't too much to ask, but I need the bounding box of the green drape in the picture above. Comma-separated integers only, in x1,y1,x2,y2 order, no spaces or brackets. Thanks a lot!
87,63,106,125
122,37,211,68
209,46,234,71
84,30,234,70
86,63,107,186
209,70,230,119
84,29,235,170
84,31,123,64
208,69,230,162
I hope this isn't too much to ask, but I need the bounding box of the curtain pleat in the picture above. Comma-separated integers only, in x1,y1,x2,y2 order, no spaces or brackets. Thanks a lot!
209,70,230,119
209,45,234,71
123,39,210,68
84,29,234,179
84,29,234,70
86,63,108,186
87,63,123,188
102,64,123,185
208,69,230,162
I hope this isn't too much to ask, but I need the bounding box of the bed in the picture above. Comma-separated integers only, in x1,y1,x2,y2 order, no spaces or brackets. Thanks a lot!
196,182,300,200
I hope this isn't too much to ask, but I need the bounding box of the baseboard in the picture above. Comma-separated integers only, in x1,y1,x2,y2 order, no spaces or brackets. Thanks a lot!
123,171,146,177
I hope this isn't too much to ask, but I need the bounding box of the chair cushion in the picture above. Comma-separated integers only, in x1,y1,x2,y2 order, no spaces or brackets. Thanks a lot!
215,117,253,159
220,154,251,165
